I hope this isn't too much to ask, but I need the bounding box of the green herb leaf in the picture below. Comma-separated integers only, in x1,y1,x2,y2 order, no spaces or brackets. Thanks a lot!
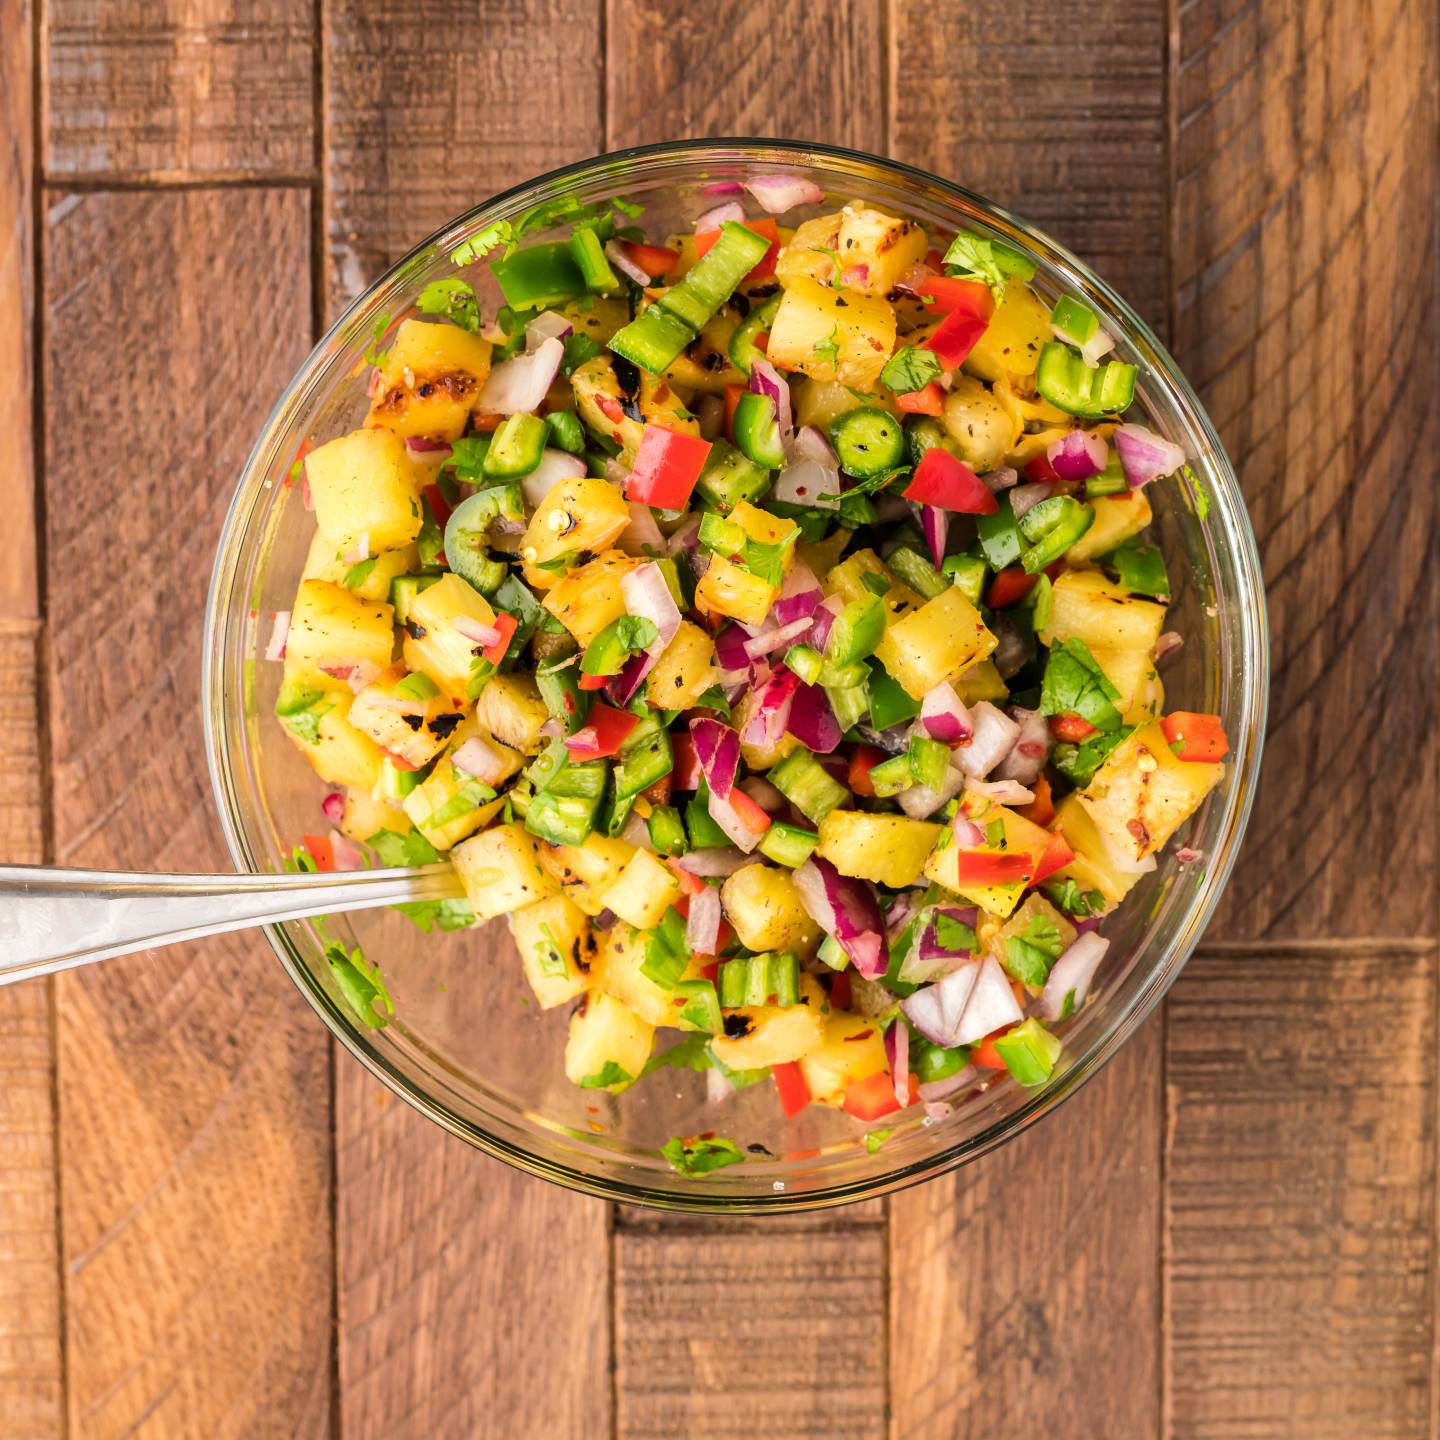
1004,911,1064,986
417,276,481,332
450,220,517,266
561,333,601,376
743,539,787,587
363,312,392,367
324,941,394,1028
817,465,911,503
880,345,943,395
1051,727,1132,787
1059,988,1078,1021
642,1033,716,1076
930,910,977,954
1039,638,1123,733
394,897,476,933
366,827,442,868
1041,878,1105,919
813,326,841,366
343,556,378,590
444,436,492,482
580,1061,633,1090
661,1134,746,1177
691,685,732,720
941,231,1037,296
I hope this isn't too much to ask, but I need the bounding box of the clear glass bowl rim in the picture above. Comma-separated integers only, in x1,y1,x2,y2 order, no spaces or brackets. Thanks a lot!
202,137,1268,1211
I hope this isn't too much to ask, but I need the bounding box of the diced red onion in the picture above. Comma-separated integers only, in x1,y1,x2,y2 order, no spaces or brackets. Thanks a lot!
741,173,824,212
713,624,752,674
525,310,574,349
695,200,745,232
405,435,452,458
884,1022,911,1107
901,962,980,1047
953,813,985,848
920,1069,975,1104
1038,933,1110,1021
477,336,564,414
920,682,973,745
1081,328,1115,366
792,857,888,978
741,668,800,752
842,264,871,289
1008,482,1053,520
330,830,367,872
603,239,652,287
618,501,665,556
686,885,723,955
674,847,752,877
452,735,509,785
1113,423,1187,489
538,716,564,740
320,791,344,825
773,458,838,509
772,562,822,626
521,449,588,508
785,683,842,754
699,179,743,197
981,467,1019,493
264,610,290,662
1156,630,1184,663
921,505,948,567
621,810,656,852
959,702,1021,778
807,596,841,653
621,560,683,684
454,616,502,648
665,511,702,556
740,776,786,813
793,425,837,467
690,716,740,799
1046,429,1109,482
1176,847,1204,866
748,357,793,440
953,956,1025,1047
744,616,812,661
342,531,371,565
706,786,760,853
964,775,1034,806
995,707,1051,785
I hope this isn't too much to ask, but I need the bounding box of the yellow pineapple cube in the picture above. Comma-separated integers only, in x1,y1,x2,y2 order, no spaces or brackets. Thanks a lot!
598,850,683,931
400,572,497,700
990,893,1077,994
1065,492,1153,564
798,1009,890,1107
285,694,385,791
590,922,706,1030
695,554,778,627
661,306,744,394
1090,645,1163,725
471,671,550,755
815,811,943,889
924,798,1054,917
564,991,653,1092
941,376,1022,473
283,578,396,690
886,586,998,700
402,716,519,851
537,834,636,916
765,276,896,391
541,550,639,648
451,823,558,921
339,786,411,845
346,666,463,770
951,657,1009,705
731,502,799,573
719,864,821,956
1049,795,1141,909
304,428,424,555
302,528,419,604
1038,569,1167,654
776,206,926,299
645,620,720,709
508,895,594,1009
521,476,631,569
366,318,492,440
962,280,1052,388
709,975,827,1071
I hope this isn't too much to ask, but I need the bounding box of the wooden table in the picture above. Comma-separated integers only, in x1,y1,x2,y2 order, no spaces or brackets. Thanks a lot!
1,2,1434,1435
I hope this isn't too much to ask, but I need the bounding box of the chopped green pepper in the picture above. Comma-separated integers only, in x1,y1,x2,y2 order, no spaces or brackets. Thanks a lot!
1034,341,1137,418
1018,495,1095,573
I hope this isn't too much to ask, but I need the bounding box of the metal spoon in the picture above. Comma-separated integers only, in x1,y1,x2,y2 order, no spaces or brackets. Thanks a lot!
0,863,463,986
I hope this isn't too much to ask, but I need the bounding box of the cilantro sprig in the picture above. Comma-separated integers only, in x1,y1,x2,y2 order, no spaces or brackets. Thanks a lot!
1039,639,1123,733
661,1135,746,1178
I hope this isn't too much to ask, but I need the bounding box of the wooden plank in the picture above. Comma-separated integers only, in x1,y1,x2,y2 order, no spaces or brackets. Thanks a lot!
324,0,603,316
615,1227,887,1440
1166,945,1436,1437
336,1068,611,1439
1172,0,1437,939
0,5,62,1435
324,10,613,1437
42,188,334,1438
887,7,1169,1435
890,0,1170,327
605,1,886,150
44,0,315,181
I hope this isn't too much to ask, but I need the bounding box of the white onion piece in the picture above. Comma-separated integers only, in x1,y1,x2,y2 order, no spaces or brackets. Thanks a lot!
330,831,367,872
743,616,812,661
749,357,793,440
674,847,753,877
1038,933,1110,1021
742,174,825,212
520,449,587,508
953,814,985,848
477,336,564,414
959,702,1021,778
705,787,760,853
604,238,652,287
621,810,656,853
365,692,428,716
621,561,682,659
793,425,837,466
952,956,1025,1047
695,200,745,231
706,1066,731,1104
264,610,290,662
525,310,573,349
1081,327,1115,366
618,502,665,556
346,659,381,695
1008,482,1052,520
1176,846,1204,866
773,458,838,510
686,885,723,956
454,615,502,648
901,962,980,1048
451,735,510,786
995,708,1051,785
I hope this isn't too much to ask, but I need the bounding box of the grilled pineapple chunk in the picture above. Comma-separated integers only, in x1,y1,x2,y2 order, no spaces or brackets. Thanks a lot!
521,477,631,570
798,1009,890,1107
452,822,558,920
720,864,821,956
962,280,1051,389
285,693,385,791
590,922,705,1030
990,894,1077,994
709,975,827,1070
765,276,896,391
1090,645,1163,725
815,811,942,889
951,657,1009,705
564,991,653,1092
793,378,871,433
339,786,411,845
886,586,998,700
560,294,630,348
1038,570,1167,654
303,428,424,556
538,834,636,916
1078,719,1223,864
365,318,492,440
662,306,745,393
402,717,519,850
826,549,925,679
599,851,684,931
401,572,497,700
1065,492,1153,564
924,798,1054,917
646,619,719,709
694,554,778,627
570,354,699,461
509,894,594,1009
302,529,419,605
541,550,638,647
347,665,465,770
942,376,1022,473
775,206,926,298
471,671,550,755
283,579,395,690
1048,794,1139,910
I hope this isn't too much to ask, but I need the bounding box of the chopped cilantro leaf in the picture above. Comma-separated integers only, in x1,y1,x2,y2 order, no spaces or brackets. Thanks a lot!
1183,464,1211,521
642,1033,715,1076
416,276,481,332
561,333,601,376
880,345,943,395
930,910,977,954
394,897,476,933
1039,638,1123,733
366,827,442,868
813,325,841,366
661,1134,746,1177
1041,878,1105,919
1051,726,1131,787
325,941,393,1028
363,312,392,367
450,220,517,266
343,556,378,590
1004,911,1064,986
580,1061,633,1090
941,230,1037,296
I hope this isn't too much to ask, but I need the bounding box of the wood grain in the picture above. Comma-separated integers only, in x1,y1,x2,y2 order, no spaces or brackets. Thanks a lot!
43,188,334,1439
615,1225,887,1440
324,10,614,1436
44,0,315,180
890,0,1170,328
605,1,886,151
1166,945,1436,1437
887,9,1170,1434
324,0,603,317
1172,0,1438,939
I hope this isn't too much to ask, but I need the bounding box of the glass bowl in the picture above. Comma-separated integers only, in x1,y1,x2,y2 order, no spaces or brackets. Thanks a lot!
202,139,1266,1212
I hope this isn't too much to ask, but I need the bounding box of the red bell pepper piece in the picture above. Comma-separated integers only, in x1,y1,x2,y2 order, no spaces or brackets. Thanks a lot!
477,612,517,666
615,240,679,279
472,411,505,432
722,383,744,444
971,1035,1008,1070
578,672,609,691
1049,712,1098,743
1015,775,1056,829
903,448,997,514
985,565,1037,609
1024,453,1061,485
626,425,712,510
915,275,996,319
300,833,335,872
951,849,1035,887
381,748,422,772
563,703,640,760
829,970,852,1011
1029,830,1076,887
421,483,453,530
895,381,946,416
922,306,992,370
671,732,703,790
665,857,706,897
841,1069,919,1121
772,1062,812,1119
695,217,780,281
1161,711,1229,762
726,787,772,836
847,744,887,798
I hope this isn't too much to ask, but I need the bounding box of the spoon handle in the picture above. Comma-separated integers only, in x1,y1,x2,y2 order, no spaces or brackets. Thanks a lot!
0,863,464,986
